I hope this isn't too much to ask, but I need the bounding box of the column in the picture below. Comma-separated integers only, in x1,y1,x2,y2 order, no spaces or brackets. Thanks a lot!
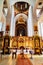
10,6,15,36
0,22,2,31
38,22,42,37
41,22,43,39
2,21,6,36
27,6,34,37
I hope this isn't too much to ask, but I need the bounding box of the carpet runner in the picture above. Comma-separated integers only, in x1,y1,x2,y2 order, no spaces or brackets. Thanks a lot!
16,55,33,65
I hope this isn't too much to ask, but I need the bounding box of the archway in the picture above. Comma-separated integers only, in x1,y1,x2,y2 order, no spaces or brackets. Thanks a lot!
16,25,26,36
11,14,28,48
14,13,27,36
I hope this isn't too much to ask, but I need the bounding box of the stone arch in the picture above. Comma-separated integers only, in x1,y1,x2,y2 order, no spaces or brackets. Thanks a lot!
14,13,27,23
14,13,27,36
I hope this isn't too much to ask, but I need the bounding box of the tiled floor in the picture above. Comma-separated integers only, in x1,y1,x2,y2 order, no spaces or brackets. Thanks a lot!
0,54,43,65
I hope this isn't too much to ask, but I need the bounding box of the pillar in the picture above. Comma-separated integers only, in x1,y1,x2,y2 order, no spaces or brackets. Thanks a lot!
38,22,42,37
2,21,6,36
41,22,43,39
0,22,3,31
27,6,34,37
10,6,15,36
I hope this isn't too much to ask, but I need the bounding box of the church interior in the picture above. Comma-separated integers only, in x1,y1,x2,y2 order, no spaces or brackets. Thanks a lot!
0,0,43,65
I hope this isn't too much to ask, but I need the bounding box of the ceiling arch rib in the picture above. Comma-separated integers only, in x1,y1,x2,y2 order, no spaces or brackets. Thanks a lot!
14,13,27,22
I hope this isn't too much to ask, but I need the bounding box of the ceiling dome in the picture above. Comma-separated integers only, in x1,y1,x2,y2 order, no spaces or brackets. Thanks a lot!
14,2,30,12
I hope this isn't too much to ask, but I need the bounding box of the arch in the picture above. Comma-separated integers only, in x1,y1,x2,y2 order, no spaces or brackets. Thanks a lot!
14,13,27,36
16,25,27,36
10,13,27,36
14,13,27,24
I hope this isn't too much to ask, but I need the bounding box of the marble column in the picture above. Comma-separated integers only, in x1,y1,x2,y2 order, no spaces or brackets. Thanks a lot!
27,6,34,37
10,6,15,36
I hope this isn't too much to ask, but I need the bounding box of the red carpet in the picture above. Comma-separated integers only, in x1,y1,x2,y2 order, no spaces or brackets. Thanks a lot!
16,55,33,65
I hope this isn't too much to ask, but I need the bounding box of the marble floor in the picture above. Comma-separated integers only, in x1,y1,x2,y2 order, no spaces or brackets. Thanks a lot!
0,54,43,65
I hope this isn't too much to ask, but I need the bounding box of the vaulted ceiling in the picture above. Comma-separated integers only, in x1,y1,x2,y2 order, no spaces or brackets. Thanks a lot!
0,0,43,23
